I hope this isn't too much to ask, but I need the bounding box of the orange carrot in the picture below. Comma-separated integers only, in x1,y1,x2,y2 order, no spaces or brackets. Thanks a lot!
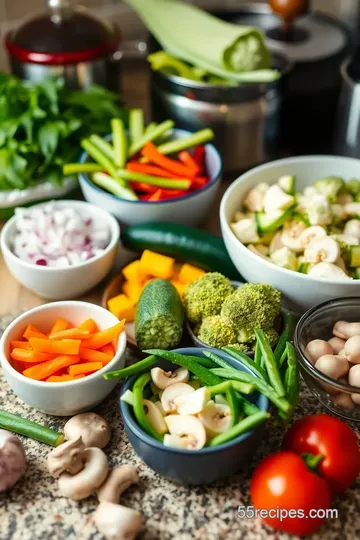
10,341,32,350
78,319,99,333
141,142,196,178
49,328,90,340
29,338,81,355
100,343,115,356
46,374,85,382
23,324,46,340
79,348,113,364
126,162,181,178
178,150,201,174
10,349,55,363
148,189,163,201
81,320,125,350
68,362,103,376
23,355,80,380
50,318,70,335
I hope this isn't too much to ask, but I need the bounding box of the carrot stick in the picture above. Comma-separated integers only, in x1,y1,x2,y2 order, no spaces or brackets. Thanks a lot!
23,325,46,340
11,341,33,350
46,375,85,382
10,349,55,364
68,362,103,376
50,318,70,335
193,145,205,171
79,348,113,364
148,189,163,201
81,321,125,350
29,338,81,355
178,150,201,174
130,182,157,194
127,162,181,178
100,344,115,356
141,142,197,178
23,355,80,381
49,328,90,340
78,319,99,333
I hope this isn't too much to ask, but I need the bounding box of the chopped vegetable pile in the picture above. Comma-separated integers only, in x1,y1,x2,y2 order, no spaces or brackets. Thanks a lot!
64,109,214,202
184,272,283,351
0,74,126,190
9,317,124,382
231,174,360,280
111,323,299,449
12,202,110,267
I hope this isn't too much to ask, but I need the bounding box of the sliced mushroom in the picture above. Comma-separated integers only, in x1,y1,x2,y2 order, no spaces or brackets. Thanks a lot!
305,339,333,364
308,262,351,280
344,219,360,239
94,501,143,540
304,236,340,264
143,400,167,434
298,226,327,248
243,184,268,212
198,400,232,437
58,447,108,500
269,231,284,254
97,465,139,504
161,383,194,414
163,434,189,449
281,221,307,253
164,415,207,450
64,413,111,449
328,337,346,355
173,387,210,415
231,216,259,244
333,234,359,246
0,430,26,493
154,401,165,416
150,367,189,390
344,202,360,216
47,436,85,478
333,321,360,340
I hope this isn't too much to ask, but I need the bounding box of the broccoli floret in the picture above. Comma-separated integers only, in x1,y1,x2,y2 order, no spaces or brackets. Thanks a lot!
228,342,251,353
313,177,344,202
198,315,237,348
346,179,360,197
221,283,281,334
184,272,233,324
263,327,279,345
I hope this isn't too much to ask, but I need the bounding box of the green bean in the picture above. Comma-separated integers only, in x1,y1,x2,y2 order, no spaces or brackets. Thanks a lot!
111,118,127,168
255,329,285,397
254,341,262,367
231,381,255,395
285,342,301,406
222,346,268,381
274,312,293,363
279,347,288,368
207,381,232,396
226,388,240,426
208,411,270,446
133,373,163,442
103,355,158,380
192,356,217,368
235,394,261,416
203,351,234,369
0,410,64,447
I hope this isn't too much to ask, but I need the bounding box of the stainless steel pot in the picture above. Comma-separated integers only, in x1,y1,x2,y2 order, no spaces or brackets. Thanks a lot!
334,57,360,157
150,53,292,173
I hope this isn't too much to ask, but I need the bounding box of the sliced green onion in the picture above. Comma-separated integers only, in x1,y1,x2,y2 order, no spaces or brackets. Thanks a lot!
111,118,127,168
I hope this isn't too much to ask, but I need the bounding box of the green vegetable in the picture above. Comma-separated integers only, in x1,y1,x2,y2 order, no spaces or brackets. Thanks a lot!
103,355,158,380
284,342,300,407
255,329,285,398
0,74,125,191
117,169,191,190
184,272,233,324
298,262,310,274
133,373,163,441
145,122,158,135
129,119,175,157
63,162,103,175
223,346,268,381
81,138,126,188
348,246,360,267
254,340,262,367
278,175,295,195
313,176,344,202
230,381,255,395
354,267,360,279
92,172,138,200
191,356,216,368
127,0,278,83
346,179,360,196
157,128,214,155
236,394,260,416
135,280,184,350
0,409,64,447
207,381,232,396
226,387,240,426
129,108,144,146
111,118,127,168
148,51,205,81
120,389,135,406
198,315,237,347
209,411,269,446
255,207,295,234
274,312,292,364
203,350,233,370
89,134,115,161
120,222,242,280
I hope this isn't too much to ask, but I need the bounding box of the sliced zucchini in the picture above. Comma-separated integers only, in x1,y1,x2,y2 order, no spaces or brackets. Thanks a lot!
354,267,360,279
298,262,310,274
255,207,294,234
293,211,310,227
278,175,295,195
349,246,360,268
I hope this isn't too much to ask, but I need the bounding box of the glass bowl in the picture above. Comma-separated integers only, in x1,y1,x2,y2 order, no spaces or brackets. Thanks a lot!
294,297,360,422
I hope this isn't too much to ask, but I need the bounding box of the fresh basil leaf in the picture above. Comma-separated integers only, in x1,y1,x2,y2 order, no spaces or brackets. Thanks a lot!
38,121,60,160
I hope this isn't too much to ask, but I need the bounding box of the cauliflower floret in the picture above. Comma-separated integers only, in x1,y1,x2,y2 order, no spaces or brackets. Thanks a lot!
306,193,332,226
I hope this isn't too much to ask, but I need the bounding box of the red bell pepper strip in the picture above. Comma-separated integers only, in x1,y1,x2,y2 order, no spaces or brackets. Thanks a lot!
141,142,197,178
126,162,181,178
193,145,206,171
191,176,209,189
178,150,201,174
130,182,157,194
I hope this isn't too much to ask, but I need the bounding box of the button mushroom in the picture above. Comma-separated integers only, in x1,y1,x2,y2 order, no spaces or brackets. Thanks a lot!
198,400,232,437
314,355,350,380
173,387,210,415
164,415,207,450
333,321,360,340
97,465,139,504
343,336,360,364
143,400,167,435
328,337,346,355
305,339,333,364
64,413,111,449
47,437,85,478
0,429,26,492
58,447,109,500
94,501,143,540
150,367,189,390
161,382,194,414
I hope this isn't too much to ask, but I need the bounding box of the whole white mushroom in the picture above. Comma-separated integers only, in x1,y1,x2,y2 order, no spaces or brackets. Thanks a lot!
0,429,26,492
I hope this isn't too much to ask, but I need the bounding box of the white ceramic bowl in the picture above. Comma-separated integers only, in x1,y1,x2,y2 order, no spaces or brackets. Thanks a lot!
0,200,120,300
0,301,127,415
220,155,360,313
78,129,222,226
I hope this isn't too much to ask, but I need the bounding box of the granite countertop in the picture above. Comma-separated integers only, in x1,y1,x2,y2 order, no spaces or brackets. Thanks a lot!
0,313,359,540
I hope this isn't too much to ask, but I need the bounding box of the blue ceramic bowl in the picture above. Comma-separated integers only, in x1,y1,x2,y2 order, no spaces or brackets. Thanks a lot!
78,129,222,226
120,347,269,485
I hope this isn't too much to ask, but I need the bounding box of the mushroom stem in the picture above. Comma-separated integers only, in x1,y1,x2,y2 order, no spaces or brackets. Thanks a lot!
47,437,85,478
94,501,143,540
97,465,139,504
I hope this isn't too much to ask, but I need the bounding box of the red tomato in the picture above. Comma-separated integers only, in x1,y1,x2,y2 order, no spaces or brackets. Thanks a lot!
251,451,332,536
283,414,360,495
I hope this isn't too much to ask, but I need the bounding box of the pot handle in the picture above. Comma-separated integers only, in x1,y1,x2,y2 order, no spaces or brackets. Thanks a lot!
112,40,148,62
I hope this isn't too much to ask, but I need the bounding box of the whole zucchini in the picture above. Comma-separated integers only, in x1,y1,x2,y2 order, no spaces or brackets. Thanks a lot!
121,222,242,281
135,279,184,350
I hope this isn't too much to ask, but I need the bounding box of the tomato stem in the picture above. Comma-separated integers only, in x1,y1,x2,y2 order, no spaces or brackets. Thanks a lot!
301,452,324,471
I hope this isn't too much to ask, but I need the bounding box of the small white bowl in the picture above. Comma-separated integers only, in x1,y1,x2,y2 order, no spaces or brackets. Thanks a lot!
78,129,222,226
220,155,360,313
0,200,120,300
0,301,126,416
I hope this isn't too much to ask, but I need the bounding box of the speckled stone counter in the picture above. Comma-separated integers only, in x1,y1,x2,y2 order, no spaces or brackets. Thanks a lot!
0,314,359,540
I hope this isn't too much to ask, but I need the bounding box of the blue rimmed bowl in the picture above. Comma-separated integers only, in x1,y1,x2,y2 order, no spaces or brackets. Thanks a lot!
119,347,269,485
78,129,222,226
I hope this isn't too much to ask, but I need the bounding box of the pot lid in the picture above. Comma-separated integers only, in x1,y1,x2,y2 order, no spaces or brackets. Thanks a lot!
230,5,348,63
5,0,119,65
